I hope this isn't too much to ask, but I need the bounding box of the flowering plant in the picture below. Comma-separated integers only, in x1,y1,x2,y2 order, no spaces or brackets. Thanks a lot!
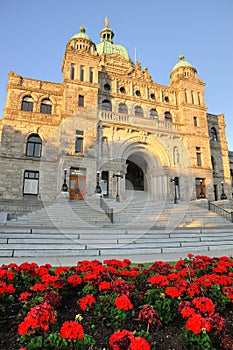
0,255,233,349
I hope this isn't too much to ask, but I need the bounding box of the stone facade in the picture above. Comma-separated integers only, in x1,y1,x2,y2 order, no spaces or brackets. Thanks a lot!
0,19,232,212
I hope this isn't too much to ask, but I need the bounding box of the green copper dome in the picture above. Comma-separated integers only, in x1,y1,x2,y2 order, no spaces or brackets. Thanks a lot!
71,26,92,41
172,54,194,71
96,17,131,60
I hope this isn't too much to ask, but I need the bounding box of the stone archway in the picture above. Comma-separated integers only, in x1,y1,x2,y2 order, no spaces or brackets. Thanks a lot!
126,158,144,191
125,153,149,191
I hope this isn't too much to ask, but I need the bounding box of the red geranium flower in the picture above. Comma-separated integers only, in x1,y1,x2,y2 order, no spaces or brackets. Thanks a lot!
186,313,211,334
192,297,215,316
67,274,82,287
60,320,84,340
109,329,134,349
129,336,150,350
147,275,169,287
98,281,111,291
114,294,133,310
79,294,96,310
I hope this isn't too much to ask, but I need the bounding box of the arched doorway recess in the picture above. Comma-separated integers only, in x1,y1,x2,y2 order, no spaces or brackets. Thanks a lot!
125,153,148,192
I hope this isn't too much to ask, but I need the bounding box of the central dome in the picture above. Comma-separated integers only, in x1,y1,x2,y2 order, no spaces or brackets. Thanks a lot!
96,18,131,61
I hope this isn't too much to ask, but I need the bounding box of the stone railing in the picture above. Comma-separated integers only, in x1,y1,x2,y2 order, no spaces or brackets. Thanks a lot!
208,200,233,223
100,197,113,223
98,110,179,131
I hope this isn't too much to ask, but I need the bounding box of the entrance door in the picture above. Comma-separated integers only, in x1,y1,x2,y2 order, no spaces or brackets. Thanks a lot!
195,178,206,199
69,168,86,200
125,160,144,190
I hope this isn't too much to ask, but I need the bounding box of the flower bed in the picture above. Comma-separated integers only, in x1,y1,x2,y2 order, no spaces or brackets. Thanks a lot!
1,254,233,349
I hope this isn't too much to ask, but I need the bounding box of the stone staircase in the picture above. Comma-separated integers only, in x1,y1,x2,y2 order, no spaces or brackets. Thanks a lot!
0,191,233,258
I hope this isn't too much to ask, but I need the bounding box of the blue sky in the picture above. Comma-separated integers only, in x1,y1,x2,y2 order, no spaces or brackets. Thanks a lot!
1,0,233,148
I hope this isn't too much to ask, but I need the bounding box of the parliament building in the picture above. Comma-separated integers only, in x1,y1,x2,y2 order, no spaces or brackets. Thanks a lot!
0,18,232,213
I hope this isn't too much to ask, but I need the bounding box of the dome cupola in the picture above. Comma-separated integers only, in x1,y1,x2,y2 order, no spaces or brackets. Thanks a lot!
96,18,131,61
170,54,197,82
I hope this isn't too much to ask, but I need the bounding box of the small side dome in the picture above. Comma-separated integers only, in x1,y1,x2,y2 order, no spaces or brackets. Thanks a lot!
170,54,197,82
71,26,92,41
172,54,194,71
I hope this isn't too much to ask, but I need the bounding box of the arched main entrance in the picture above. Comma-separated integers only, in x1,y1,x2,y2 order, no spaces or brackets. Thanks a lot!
125,159,144,190
125,154,148,191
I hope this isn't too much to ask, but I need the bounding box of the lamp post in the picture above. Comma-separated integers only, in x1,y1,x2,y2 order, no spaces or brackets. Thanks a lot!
170,177,178,204
113,173,123,202
62,168,68,192
95,171,102,194
199,179,205,198
221,181,227,200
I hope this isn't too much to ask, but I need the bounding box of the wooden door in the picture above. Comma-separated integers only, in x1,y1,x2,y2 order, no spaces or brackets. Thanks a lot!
195,178,206,199
69,168,86,200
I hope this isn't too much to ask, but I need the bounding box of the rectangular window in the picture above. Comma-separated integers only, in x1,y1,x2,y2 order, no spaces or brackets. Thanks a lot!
78,95,84,107
70,63,75,80
184,89,188,103
89,68,93,83
193,116,198,127
197,92,201,105
75,130,84,153
23,171,39,195
75,137,83,153
191,91,194,104
80,66,84,81
196,147,202,166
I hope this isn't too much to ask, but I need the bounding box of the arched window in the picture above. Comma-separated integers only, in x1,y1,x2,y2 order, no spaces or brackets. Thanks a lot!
150,108,158,119
134,105,144,117
164,111,172,122
40,99,52,114
118,103,128,114
26,134,42,157
21,96,33,112
102,99,112,111
210,127,218,141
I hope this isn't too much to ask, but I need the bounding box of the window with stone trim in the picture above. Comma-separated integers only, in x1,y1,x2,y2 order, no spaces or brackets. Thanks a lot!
150,108,158,119
89,68,94,83
23,170,39,195
40,99,52,114
102,99,112,111
164,111,172,122
70,63,75,80
21,96,34,112
196,147,202,166
193,116,198,127
78,95,84,107
134,105,143,117
80,65,84,81
210,127,218,141
118,103,128,114
75,130,84,153
26,134,42,157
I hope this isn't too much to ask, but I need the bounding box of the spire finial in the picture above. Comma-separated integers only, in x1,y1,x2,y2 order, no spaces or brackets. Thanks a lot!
179,54,184,61
105,17,109,27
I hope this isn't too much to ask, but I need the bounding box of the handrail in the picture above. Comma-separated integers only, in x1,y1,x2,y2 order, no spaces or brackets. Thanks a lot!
208,200,233,223
100,197,114,223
